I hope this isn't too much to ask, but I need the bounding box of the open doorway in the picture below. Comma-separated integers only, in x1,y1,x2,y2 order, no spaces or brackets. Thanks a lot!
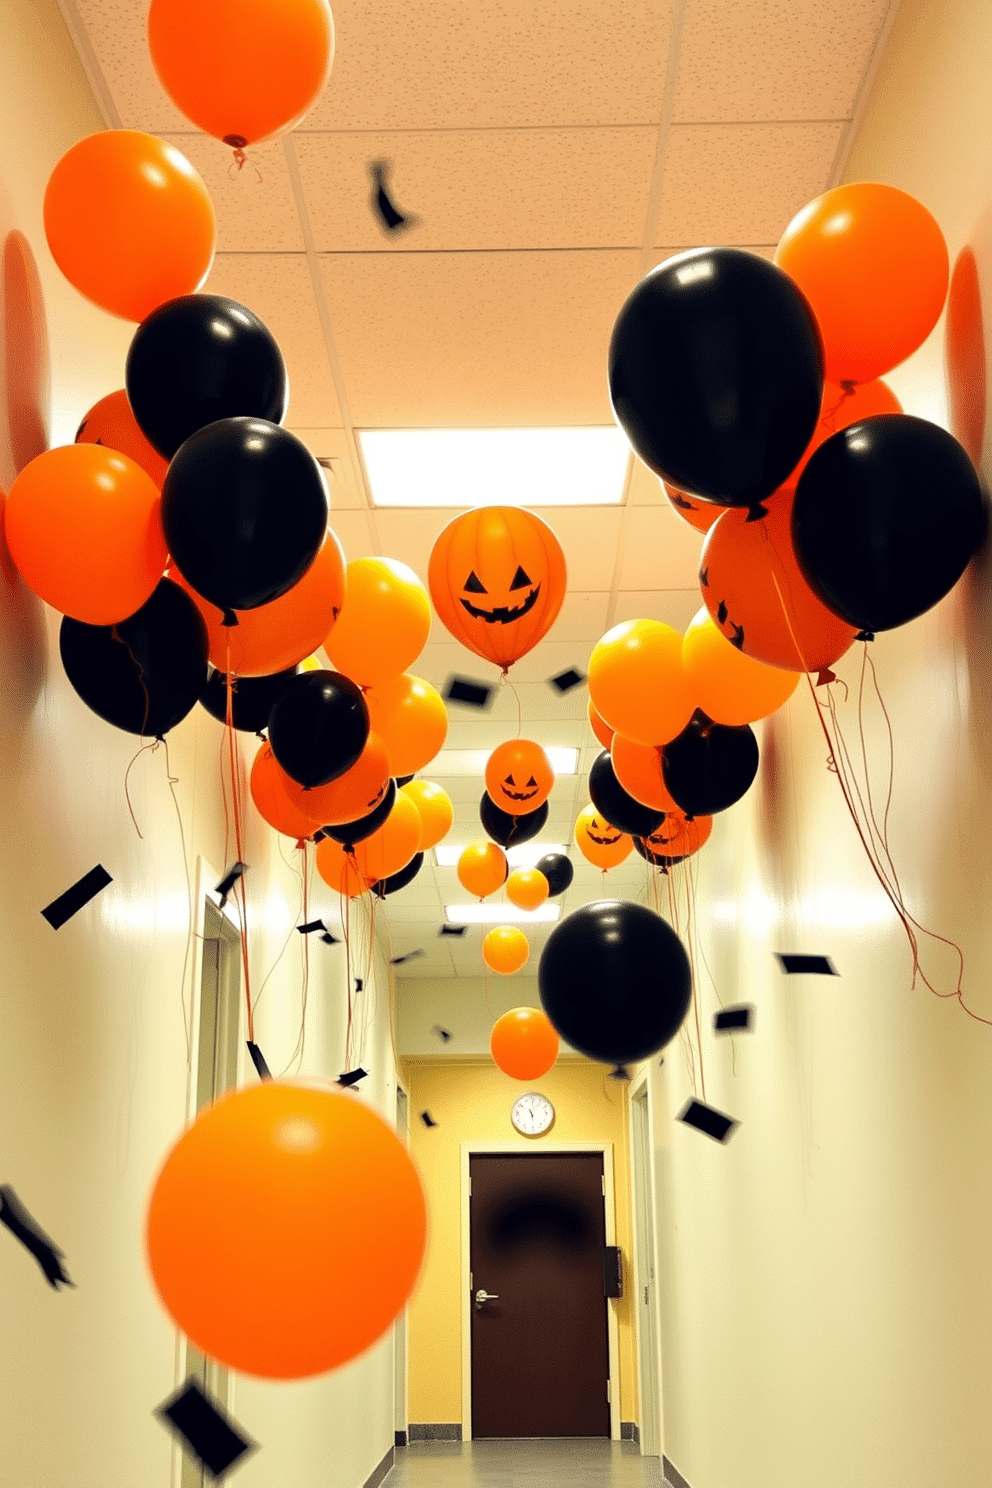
630,1078,662,1457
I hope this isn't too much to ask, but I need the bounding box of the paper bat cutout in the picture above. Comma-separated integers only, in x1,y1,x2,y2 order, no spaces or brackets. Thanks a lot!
41,865,112,929
0,1185,74,1289
246,1042,272,1080
156,1379,256,1480
214,862,247,909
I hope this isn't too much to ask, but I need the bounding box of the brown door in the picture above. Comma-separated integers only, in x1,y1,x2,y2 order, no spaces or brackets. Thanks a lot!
469,1152,611,1438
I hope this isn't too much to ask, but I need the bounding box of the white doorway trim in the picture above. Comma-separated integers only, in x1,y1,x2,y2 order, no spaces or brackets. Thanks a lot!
628,1070,664,1459
459,1140,621,1443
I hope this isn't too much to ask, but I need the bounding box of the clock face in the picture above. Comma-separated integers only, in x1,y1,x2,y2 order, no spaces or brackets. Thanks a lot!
511,1092,555,1137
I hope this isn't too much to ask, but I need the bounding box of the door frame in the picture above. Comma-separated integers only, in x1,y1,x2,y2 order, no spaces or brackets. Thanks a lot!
460,1140,621,1443
628,1071,664,1458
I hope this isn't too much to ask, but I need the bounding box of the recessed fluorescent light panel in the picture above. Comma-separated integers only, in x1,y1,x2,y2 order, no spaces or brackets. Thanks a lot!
358,427,629,507
445,903,561,925
431,747,578,777
434,842,568,869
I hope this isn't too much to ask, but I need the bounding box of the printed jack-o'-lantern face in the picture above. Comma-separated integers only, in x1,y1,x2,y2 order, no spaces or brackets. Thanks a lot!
279,731,391,828
428,506,567,671
75,388,169,487
574,803,632,870
485,739,555,817
636,812,712,866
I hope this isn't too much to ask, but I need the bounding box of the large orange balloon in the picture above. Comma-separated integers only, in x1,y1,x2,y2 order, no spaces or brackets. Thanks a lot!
457,843,509,899
506,868,549,912
250,742,318,839
353,792,422,884
574,804,632,869
177,529,346,677
610,735,679,812
280,732,390,827
784,378,901,492
325,557,432,689
775,183,949,384
148,0,334,147
663,482,722,533
682,608,800,726
146,1082,426,1379
366,674,448,776
483,926,530,975
699,488,857,673
5,445,167,623
588,700,615,750
75,390,169,487
588,620,695,747
44,131,215,323
490,1007,559,1079
314,836,369,897
428,505,567,671
400,780,453,851
485,739,554,816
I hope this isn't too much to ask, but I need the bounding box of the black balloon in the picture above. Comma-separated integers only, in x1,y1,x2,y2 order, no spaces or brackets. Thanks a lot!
162,418,328,614
609,248,823,509
632,835,685,871
662,711,759,816
539,900,692,1064
200,666,297,733
268,670,369,789
126,294,288,458
791,414,988,633
320,779,397,848
535,852,574,897
479,792,549,848
60,579,208,737
589,750,665,837
373,851,424,899
395,774,415,788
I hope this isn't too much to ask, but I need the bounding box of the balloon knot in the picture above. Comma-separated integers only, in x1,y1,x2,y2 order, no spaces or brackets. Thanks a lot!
855,629,875,643
154,733,166,744
815,668,837,687
295,837,307,850
221,608,239,628
839,380,857,398
256,730,266,741
224,134,248,171
745,502,769,522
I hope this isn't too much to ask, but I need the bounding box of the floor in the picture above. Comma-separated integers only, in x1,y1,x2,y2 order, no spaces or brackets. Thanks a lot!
387,1439,668,1488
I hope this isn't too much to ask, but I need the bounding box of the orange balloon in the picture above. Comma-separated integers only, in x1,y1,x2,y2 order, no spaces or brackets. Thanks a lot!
5,444,167,623
784,378,902,492
663,482,722,533
506,868,549,912
177,528,346,677
483,926,530,975
148,0,334,147
490,1007,560,1080
574,804,632,869
75,390,169,487
485,739,554,816
700,487,857,673
315,835,369,897
353,792,422,884
588,619,695,747
637,812,713,865
610,735,679,812
588,700,615,751
366,674,448,776
428,505,567,671
457,843,509,899
250,742,318,839
44,131,215,323
325,557,432,689
775,183,949,384
682,608,800,726
279,732,390,828
400,780,453,851
146,1082,426,1379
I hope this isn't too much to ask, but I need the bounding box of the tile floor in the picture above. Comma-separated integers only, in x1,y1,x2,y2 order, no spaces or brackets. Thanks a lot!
387,1438,668,1488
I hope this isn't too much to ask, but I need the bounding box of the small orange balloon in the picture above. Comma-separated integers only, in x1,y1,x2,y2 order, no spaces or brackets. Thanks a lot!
279,732,390,828
457,843,509,899
483,926,530,975
44,131,215,323
610,734,679,812
506,868,550,912
682,608,800,726
250,742,317,840
146,1082,426,1379
314,836,369,897
400,780,454,851
775,183,949,384
177,528,346,677
353,791,422,884
5,444,167,624
485,739,555,816
588,700,615,750
325,557,431,689
490,1006,559,1079
588,619,695,747
638,812,713,865
574,803,632,869
366,674,448,776
663,482,722,533
75,389,169,487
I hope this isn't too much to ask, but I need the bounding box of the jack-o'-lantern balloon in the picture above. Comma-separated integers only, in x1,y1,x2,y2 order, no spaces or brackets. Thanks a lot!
484,739,554,816
574,803,632,870
635,813,712,867
279,732,391,827
663,482,722,534
76,389,169,487
428,506,567,672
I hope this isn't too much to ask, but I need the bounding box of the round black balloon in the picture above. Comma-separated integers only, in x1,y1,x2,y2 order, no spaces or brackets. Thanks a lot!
662,711,759,816
539,900,692,1065
268,670,369,789
60,578,208,737
320,779,397,848
791,414,988,633
162,417,328,613
373,851,424,899
535,852,574,897
200,666,297,733
126,294,288,458
609,248,823,509
589,750,665,837
479,792,549,848
632,835,685,871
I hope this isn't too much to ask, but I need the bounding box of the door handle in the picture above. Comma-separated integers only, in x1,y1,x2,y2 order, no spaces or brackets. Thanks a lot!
475,1288,500,1309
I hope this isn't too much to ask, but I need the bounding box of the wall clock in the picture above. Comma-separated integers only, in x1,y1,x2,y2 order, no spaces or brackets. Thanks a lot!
511,1092,555,1137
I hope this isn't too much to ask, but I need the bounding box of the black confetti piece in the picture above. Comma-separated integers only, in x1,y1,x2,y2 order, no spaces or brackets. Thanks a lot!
775,953,837,976
714,1004,753,1033
41,864,112,929
156,1379,256,1480
319,932,340,946
369,159,418,233
442,675,494,710
678,1099,738,1144
0,1185,73,1289
337,1067,368,1088
432,1025,453,1043
297,919,325,935
549,667,586,693
354,978,363,992
246,1042,272,1080
440,924,467,937
390,949,425,966
420,1110,438,1128
214,861,247,909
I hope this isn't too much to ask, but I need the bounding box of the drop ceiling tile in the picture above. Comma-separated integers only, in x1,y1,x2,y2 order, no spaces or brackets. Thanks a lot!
653,122,845,247
202,255,342,427
534,506,624,592
307,0,676,130
612,589,703,634
74,0,189,131
295,128,657,251
629,458,665,506
317,250,642,427
671,0,890,123
161,135,305,252
616,505,704,590
289,430,368,509
326,509,376,561
545,591,612,644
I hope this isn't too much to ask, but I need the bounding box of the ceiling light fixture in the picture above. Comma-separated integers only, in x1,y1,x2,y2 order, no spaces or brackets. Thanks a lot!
434,842,568,869
444,903,561,925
